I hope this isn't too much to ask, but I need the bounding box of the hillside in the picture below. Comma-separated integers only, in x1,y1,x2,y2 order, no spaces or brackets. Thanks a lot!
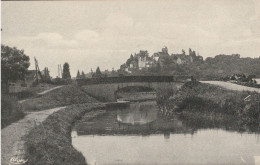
119,48,260,80
21,85,99,111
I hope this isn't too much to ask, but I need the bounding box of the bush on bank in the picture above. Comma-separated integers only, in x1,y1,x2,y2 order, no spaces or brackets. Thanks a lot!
156,81,260,127
22,103,105,165
1,94,25,128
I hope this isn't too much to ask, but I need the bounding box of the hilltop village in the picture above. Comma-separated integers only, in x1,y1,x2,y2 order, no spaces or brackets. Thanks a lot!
120,47,203,73
115,46,260,81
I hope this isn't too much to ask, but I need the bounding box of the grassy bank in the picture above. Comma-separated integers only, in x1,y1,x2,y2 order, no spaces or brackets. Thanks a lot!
156,81,260,129
1,95,25,128
21,85,99,111
22,103,105,165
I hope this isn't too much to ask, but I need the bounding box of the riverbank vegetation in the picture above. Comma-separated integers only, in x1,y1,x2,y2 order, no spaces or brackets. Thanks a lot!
1,95,25,128
156,81,260,131
22,103,105,165
20,85,99,111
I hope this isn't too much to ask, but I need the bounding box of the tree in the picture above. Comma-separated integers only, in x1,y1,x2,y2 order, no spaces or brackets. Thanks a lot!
96,66,102,77
1,45,30,92
43,67,51,81
81,71,86,79
62,62,71,79
182,49,186,55
76,70,81,79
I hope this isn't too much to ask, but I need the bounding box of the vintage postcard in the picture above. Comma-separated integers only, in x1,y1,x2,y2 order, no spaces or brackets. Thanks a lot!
1,0,260,165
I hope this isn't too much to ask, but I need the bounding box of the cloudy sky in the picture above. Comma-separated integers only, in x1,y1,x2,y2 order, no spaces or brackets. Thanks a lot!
2,0,260,77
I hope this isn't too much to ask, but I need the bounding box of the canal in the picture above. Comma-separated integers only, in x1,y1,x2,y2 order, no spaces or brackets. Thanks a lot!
71,101,260,165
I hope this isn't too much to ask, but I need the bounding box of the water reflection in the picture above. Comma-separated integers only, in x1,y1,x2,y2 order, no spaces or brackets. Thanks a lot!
117,102,157,125
74,101,193,135
72,101,260,165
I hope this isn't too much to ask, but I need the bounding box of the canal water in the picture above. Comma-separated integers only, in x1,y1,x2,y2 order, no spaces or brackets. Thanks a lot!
72,101,260,165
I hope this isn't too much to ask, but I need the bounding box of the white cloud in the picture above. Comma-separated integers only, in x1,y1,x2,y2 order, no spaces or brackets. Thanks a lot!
36,33,78,47
6,33,78,49
74,30,100,42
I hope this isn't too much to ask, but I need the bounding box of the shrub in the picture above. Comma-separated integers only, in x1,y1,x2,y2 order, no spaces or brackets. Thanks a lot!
156,81,260,126
15,90,36,100
1,95,25,128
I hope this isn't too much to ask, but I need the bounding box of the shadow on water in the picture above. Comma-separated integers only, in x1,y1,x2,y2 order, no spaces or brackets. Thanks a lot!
74,101,198,135
72,101,260,165
74,101,259,135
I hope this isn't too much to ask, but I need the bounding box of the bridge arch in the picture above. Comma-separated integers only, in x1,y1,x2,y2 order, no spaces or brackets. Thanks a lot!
78,76,189,102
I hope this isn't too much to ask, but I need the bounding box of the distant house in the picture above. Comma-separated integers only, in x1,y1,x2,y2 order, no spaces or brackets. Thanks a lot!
152,47,170,67
137,56,154,69
138,56,146,69
130,60,138,69
171,54,191,64
176,57,184,64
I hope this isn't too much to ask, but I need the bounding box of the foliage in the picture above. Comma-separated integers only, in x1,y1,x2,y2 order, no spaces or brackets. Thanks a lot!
76,70,81,79
1,94,25,128
81,71,86,79
62,62,71,80
92,66,103,78
156,81,260,126
52,78,71,85
1,45,30,89
15,90,36,100
96,66,101,75
236,94,260,126
42,67,51,82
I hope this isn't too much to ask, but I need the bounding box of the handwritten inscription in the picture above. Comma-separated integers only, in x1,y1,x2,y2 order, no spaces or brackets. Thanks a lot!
10,157,28,164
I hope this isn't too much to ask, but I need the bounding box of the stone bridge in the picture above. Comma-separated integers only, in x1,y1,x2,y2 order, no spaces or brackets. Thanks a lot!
77,75,191,101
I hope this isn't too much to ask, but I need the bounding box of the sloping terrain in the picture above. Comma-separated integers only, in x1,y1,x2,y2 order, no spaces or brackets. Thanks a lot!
21,85,99,111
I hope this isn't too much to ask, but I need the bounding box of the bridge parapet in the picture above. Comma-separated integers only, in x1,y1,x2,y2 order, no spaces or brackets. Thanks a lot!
77,75,191,86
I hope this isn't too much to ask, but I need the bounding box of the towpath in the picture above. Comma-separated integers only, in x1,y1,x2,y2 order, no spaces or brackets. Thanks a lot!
17,85,64,104
37,85,63,95
201,81,260,93
2,85,65,165
1,106,66,165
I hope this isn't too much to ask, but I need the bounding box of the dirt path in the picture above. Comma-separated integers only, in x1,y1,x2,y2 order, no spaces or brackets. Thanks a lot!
1,106,66,165
37,85,64,95
201,81,260,93
17,86,64,104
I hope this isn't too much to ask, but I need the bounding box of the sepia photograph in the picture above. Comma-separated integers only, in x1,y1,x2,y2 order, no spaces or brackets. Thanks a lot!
1,0,260,165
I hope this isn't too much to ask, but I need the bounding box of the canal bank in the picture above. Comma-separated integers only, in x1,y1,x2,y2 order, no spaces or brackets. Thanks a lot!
21,103,106,165
1,106,66,165
156,81,260,130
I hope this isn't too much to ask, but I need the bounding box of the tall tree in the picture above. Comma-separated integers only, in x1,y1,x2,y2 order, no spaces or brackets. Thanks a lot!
43,67,51,81
96,66,102,77
1,45,30,92
76,70,81,79
62,62,71,79
81,71,86,79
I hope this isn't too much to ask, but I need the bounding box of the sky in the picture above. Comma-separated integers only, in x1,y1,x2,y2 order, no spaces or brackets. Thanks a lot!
1,0,260,77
